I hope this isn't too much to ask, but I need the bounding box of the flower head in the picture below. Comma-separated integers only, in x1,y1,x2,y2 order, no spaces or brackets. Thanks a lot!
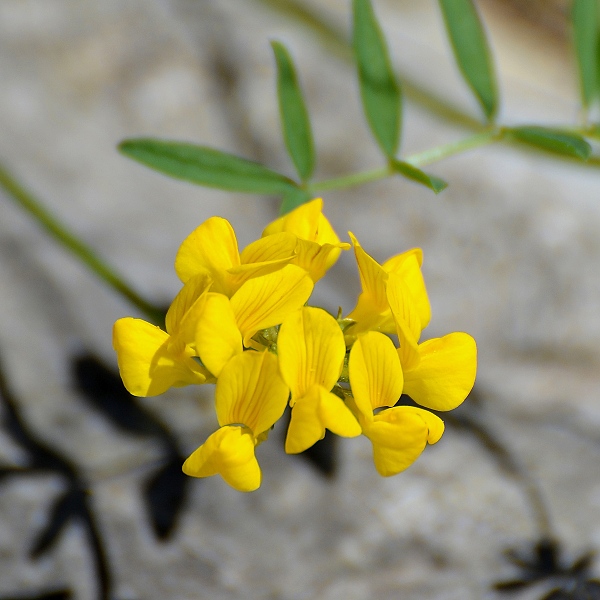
112,199,478,491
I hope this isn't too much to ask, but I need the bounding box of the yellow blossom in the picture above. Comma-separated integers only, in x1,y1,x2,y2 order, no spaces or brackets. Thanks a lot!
112,272,214,397
182,351,289,492
345,236,477,412
344,233,429,339
386,271,477,409
262,198,350,282
277,306,361,453
348,331,444,476
175,216,298,296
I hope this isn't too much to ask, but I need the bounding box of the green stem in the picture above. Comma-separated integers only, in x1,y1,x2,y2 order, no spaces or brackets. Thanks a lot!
305,166,390,193
405,128,504,167
0,162,164,324
306,129,503,194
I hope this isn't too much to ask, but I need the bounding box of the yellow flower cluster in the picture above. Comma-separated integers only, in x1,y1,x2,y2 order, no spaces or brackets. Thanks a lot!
113,199,477,491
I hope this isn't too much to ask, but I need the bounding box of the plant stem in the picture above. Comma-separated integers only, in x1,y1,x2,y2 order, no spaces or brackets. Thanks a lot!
307,129,503,194
0,162,164,324
305,166,391,193
405,128,503,167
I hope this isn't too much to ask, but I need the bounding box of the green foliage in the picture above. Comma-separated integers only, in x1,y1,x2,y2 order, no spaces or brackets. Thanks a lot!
390,160,448,194
572,0,600,108
119,139,298,194
6,1,600,321
271,40,315,182
352,0,402,158
439,0,498,121
111,2,600,216
507,127,591,160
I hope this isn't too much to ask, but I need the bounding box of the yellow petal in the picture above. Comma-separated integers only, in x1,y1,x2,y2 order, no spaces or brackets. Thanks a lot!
314,209,345,248
182,425,261,492
285,385,360,454
224,231,298,292
384,247,423,270
386,272,421,370
345,233,390,336
364,406,444,476
230,265,314,346
349,331,403,419
165,272,213,335
262,199,347,278
278,306,346,401
293,238,350,282
383,248,431,330
262,197,322,241
215,351,289,436
403,332,477,411
349,233,388,311
238,231,297,265
195,293,243,377
175,216,240,285
113,318,210,397
318,388,362,438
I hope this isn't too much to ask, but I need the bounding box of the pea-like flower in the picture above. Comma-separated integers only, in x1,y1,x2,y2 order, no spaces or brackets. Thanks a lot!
386,271,477,410
262,198,350,282
345,235,477,411
182,351,289,492
348,331,444,476
176,215,298,296
277,306,361,454
344,232,429,339
113,272,214,396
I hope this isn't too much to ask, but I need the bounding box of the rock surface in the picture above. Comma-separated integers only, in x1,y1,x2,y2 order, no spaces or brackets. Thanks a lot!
0,1,599,599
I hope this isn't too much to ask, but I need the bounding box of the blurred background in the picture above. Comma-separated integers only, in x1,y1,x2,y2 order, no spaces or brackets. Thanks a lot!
1,1,600,599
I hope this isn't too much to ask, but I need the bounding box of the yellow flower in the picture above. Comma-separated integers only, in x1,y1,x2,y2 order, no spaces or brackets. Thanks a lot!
182,351,289,492
344,233,429,339
277,306,361,454
195,264,314,377
348,331,444,476
113,273,214,397
175,216,298,296
262,198,350,282
386,272,477,410
345,236,477,412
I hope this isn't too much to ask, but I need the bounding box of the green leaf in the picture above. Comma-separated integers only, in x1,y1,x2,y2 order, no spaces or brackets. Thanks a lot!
572,0,599,107
353,0,402,158
279,187,315,215
271,40,315,182
507,126,591,160
390,160,448,194
119,139,298,194
439,0,498,121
